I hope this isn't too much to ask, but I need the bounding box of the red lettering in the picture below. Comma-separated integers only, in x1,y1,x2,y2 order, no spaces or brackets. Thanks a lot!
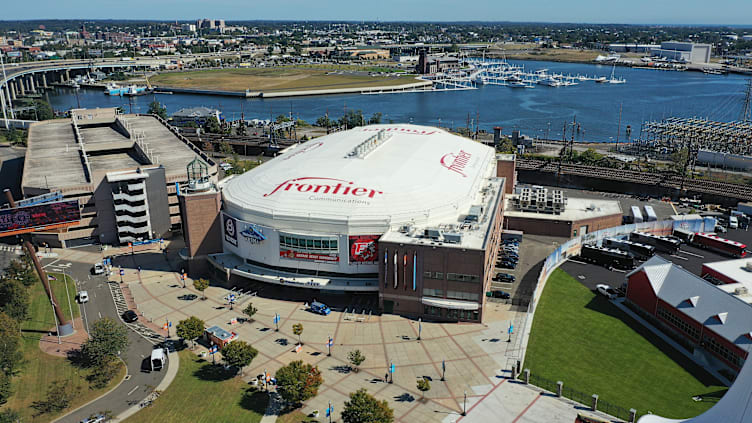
368,190,383,198
297,184,312,192
313,185,331,193
351,188,367,196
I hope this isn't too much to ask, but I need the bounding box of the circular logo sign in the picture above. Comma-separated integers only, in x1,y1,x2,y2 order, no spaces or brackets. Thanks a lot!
225,218,235,237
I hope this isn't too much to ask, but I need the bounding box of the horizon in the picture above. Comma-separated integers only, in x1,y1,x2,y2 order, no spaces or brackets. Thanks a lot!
2,0,752,26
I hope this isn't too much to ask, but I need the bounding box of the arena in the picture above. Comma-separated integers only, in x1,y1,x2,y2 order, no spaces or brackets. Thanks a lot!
209,124,514,322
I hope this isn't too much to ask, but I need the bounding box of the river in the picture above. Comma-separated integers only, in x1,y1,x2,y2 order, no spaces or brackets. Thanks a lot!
44,59,751,142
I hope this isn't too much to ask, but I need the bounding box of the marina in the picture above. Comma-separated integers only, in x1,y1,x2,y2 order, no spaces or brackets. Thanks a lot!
43,59,749,143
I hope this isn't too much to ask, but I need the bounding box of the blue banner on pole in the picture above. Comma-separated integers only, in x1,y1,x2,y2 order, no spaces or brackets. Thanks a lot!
508,324,514,334
273,314,280,324
390,363,395,373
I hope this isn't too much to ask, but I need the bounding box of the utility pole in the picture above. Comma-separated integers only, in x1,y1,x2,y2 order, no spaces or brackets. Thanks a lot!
742,79,752,123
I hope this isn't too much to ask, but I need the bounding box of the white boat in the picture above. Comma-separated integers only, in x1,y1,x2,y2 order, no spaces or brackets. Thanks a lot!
540,77,562,87
104,82,122,95
594,76,608,83
606,64,626,84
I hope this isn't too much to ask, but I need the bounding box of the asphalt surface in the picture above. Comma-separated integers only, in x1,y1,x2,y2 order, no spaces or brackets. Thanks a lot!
0,144,25,206
560,227,752,294
39,257,167,423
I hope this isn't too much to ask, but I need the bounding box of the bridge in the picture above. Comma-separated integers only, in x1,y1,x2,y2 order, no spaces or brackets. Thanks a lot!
0,53,241,128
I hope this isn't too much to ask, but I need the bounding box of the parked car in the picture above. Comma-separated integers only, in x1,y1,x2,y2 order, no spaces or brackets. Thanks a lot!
498,262,516,269
79,414,107,423
493,273,515,282
310,301,331,315
122,310,139,323
488,290,510,299
596,284,618,299
91,263,105,275
78,291,89,303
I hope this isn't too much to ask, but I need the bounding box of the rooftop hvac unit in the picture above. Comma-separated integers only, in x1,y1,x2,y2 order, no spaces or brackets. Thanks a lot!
425,228,441,240
745,262,752,272
735,287,749,296
443,233,463,244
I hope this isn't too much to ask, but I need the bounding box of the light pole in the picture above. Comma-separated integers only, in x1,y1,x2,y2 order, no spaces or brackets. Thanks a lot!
441,359,446,381
417,317,422,341
327,400,333,423
462,390,467,416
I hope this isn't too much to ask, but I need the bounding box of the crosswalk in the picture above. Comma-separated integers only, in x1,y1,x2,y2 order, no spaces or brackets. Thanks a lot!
107,281,164,345
0,245,21,253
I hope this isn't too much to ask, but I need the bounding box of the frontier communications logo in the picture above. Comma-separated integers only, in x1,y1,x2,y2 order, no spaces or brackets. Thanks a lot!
440,150,472,177
263,177,384,199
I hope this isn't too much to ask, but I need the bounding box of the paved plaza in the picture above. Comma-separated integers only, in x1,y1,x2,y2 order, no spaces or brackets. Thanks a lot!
52,242,614,423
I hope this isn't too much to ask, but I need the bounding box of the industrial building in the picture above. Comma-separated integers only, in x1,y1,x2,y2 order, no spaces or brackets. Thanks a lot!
21,108,217,247
502,186,623,237
205,125,512,322
650,41,712,64
171,107,223,126
416,50,461,74
608,43,660,53
625,256,751,376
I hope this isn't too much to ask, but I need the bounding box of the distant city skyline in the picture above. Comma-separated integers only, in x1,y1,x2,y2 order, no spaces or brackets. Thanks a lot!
2,0,752,26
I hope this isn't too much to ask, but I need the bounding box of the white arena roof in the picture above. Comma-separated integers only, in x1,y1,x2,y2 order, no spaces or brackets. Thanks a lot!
222,125,497,226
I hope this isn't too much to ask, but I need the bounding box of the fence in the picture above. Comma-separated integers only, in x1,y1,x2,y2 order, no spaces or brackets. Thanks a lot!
511,217,717,422
526,372,634,422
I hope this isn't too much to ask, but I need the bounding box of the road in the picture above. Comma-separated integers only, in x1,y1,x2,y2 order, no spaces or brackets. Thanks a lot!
41,257,166,423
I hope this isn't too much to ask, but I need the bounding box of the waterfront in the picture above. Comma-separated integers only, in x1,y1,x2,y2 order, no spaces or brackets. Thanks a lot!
45,60,751,142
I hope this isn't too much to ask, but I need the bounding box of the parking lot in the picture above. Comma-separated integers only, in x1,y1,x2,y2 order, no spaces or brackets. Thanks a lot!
490,234,566,303
561,227,752,293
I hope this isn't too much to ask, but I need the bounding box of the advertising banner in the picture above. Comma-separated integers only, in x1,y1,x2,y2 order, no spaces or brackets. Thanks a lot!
279,249,339,262
0,200,80,236
223,214,238,246
348,235,379,263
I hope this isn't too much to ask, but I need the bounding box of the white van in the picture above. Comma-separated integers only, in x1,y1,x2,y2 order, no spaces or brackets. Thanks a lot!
729,216,739,229
151,348,166,371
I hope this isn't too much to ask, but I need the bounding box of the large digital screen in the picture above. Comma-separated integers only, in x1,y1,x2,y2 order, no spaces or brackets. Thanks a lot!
279,249,339,262
349,235,379,263
0,200,81,236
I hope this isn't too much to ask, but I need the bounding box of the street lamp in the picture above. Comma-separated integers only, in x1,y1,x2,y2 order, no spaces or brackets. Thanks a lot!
462,390,467,416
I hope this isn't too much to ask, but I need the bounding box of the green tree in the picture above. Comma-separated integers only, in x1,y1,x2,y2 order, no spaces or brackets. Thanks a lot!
292,323,303,345
0,312,22,376
316,115,333,128
0,372,11,406
368,112,382,125
242,303,257,323
221,341,258,375
341,388,394,423
33,99,54,121
80,317,129,367
671,147,690,175
338,110,364,129
0,279,29,322
5,257,37,287
416,378,431,399
193,278,209,299
87,357,121,389
0,409,20,423
347,349,365,372
219,141,234,155
31,380,81,414
147,100,168,120
176,316,205,348
275,114,291,123
204,116,221,134
275,360,323,406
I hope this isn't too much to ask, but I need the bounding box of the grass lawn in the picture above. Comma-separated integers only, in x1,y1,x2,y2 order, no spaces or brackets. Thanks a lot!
276,409,318,423
524,268,726,419
150,67,420,92
126,349,268,423
3,273,125,422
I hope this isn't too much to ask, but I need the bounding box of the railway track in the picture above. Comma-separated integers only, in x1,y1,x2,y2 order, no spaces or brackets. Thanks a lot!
517,158,752,201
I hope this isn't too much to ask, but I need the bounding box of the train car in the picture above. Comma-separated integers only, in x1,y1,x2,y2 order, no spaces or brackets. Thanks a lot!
602,237,656,260
672,227,694,244
579,244,635,270
629,232,681,253
689,232,747,258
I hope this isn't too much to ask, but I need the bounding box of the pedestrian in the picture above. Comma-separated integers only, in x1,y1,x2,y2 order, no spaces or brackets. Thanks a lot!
385,373,389,383
138,265,141,273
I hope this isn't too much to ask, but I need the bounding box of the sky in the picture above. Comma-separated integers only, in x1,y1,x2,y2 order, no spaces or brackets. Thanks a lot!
3,0,752,26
